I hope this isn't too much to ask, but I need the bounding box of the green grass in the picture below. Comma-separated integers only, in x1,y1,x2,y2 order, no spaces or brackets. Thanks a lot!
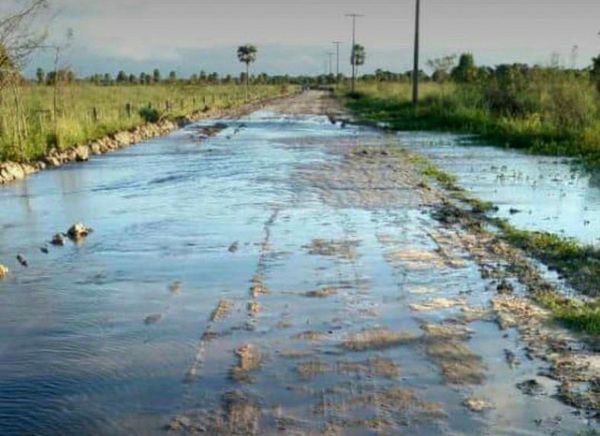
0,83,292,162
342,79,600,166
536,291,600,335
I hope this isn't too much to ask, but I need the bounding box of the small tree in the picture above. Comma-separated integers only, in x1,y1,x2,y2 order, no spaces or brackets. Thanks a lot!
168,70,176,83
451,53,478,83
426,54,457,83
237,44,257,100
116,70,128,83
351,44,366,86
152,68,161,83
35,67,45,84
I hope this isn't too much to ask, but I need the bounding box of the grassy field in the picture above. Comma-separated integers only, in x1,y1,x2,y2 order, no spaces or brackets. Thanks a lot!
0,83,291,162
344,76,600,166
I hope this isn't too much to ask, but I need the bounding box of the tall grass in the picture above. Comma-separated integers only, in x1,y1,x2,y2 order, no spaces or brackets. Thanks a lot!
345,73,600,165
0,83,289,162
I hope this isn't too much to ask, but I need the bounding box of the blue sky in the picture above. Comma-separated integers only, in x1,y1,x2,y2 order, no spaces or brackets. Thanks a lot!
7,0,600,76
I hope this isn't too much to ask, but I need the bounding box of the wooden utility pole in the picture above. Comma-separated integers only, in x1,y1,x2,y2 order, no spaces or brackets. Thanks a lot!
346,13,364,93
333,41,342,80
327,52,334,76
412,0,421,108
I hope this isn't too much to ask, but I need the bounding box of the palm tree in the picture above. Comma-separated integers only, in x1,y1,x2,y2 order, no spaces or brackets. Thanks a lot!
237,44,257,100
351,44,366,90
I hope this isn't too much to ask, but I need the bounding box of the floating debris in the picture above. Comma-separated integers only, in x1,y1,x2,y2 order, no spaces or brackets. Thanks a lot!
40,246,49,254
0,264,8,279
228,241,239,253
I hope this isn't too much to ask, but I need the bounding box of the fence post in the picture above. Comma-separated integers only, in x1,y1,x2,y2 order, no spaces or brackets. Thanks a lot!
92,107,98,122
125,103,132,118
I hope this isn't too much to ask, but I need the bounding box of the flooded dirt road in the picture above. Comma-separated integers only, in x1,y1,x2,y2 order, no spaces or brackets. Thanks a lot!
0,91,597,435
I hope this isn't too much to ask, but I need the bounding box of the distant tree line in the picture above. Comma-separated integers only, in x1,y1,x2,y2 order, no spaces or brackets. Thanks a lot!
29,51,600,91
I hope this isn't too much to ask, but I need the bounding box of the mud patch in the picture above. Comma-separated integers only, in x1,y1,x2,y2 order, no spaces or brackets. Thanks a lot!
409,297,466,312
463,398,493,412
295,330,326,342
230,344,263,383
426,340,485,385
304,238,359,260
341,328,418,351
211,299,234,322
304,287,337,298
296,359,330,379
337,356,400,378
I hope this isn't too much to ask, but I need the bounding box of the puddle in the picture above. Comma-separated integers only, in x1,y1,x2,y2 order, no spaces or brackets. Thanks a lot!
399,132,600,246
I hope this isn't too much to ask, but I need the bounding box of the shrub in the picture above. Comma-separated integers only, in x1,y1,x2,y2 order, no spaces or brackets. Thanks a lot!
138,106,161,123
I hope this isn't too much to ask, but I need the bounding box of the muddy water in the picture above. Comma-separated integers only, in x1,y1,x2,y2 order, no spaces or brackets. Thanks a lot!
399,132,600,246
0,109,595,434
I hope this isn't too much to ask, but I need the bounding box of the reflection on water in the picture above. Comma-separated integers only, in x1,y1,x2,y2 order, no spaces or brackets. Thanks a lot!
399,132,600,246
0,112,595,435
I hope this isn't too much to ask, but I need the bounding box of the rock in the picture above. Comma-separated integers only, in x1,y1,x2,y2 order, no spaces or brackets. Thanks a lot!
0,162,25,182
0,264,8,279
66,223,93,241
228,241,239,253
74,145,90,162
45,156,61,167
516,379,545,396
40,246,49,254
16,255,28,267
51,233,66,246
167,415,191,431
496,279,514,294
114,132,132,147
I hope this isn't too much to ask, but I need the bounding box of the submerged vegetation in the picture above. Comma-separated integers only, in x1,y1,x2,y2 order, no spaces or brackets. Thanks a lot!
344,55,600,166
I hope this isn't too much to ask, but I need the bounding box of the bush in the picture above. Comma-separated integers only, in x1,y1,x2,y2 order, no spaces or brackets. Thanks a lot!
138,106,161,123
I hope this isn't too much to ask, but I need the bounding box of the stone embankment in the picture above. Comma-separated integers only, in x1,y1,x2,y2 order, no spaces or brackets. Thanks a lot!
0,93,292,185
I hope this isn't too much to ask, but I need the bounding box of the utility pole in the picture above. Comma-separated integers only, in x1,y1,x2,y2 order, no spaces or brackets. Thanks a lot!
327,52,334,76
332,41,342,80
346,13,363,93
412,0,421,108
